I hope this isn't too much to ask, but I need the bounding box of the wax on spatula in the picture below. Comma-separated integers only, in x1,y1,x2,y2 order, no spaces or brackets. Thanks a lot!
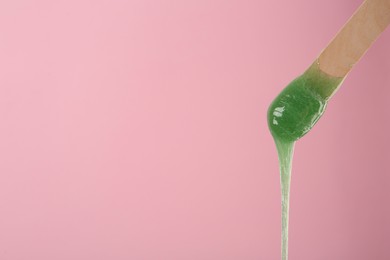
267,0,390,260
267,61,343,260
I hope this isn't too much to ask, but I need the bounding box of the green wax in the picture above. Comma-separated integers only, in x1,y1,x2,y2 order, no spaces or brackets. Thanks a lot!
267,62,344,260
268,62,343,142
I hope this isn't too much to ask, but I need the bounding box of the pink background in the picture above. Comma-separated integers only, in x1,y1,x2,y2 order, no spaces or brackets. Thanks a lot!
0,0,389,259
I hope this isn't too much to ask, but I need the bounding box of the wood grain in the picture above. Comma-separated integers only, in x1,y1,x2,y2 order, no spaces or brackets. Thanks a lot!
318,0,390,77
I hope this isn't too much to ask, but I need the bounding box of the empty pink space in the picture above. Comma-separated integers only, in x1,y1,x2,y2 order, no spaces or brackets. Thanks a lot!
0,0,389,259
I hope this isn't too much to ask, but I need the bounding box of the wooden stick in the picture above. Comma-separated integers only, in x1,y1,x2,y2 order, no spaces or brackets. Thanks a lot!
318,0,390,77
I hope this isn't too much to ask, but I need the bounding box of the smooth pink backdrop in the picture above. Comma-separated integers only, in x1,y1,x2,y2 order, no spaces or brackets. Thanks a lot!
0,0,389,259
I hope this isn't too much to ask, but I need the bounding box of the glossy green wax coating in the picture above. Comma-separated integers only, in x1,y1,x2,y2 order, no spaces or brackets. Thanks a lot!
267,62,344,260
268,62,343,142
